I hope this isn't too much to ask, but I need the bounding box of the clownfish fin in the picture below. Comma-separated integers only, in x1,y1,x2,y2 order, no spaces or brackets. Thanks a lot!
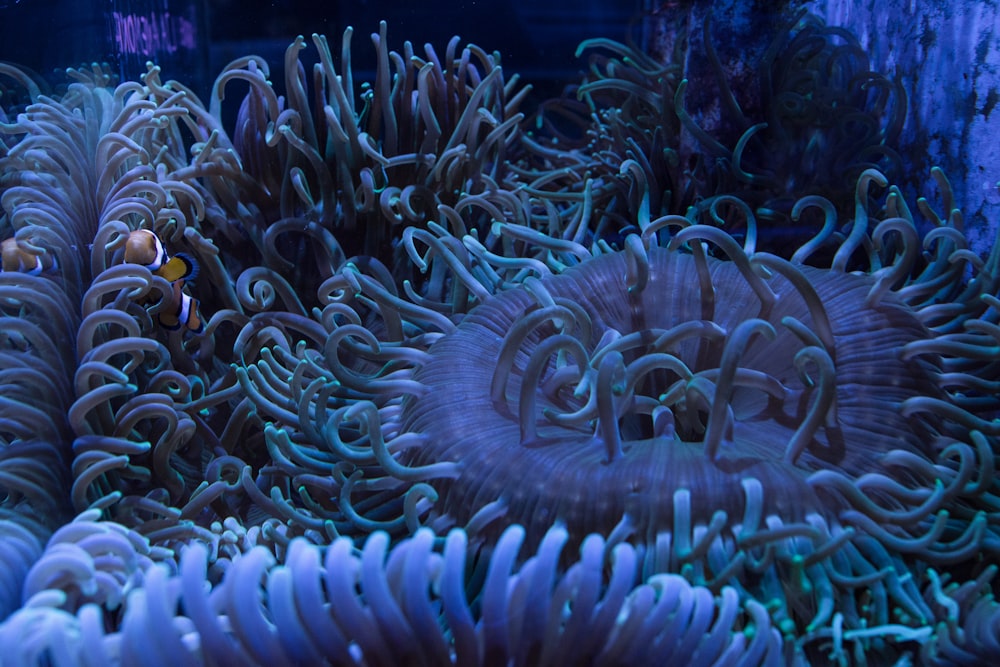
155,253,198,283
175,253,199,281
158,312,181,331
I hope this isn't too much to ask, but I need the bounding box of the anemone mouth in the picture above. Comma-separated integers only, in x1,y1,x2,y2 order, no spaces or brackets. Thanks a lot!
402,245,942,539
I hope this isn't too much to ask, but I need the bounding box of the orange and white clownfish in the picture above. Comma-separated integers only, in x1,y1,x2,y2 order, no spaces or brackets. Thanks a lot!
156,279,204,333
123,229,203,333
124,229,198,283
1,237,58,275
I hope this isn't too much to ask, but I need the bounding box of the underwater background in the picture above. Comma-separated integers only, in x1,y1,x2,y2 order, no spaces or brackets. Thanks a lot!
1,0,1000,664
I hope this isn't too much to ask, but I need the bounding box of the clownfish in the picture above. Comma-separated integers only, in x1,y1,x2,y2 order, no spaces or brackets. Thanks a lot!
1,237,59,275
124,229,198,283
123,229,203,333
156,279,205,333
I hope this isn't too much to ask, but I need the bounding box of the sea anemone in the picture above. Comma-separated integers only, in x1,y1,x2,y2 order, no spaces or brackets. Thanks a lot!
0,14,998,667
237,166,1000,663
188,20,531,292
519,11,906,253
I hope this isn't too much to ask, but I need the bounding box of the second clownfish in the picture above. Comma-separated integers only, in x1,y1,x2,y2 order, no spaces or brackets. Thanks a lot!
1,237,59,275
123,229,203,333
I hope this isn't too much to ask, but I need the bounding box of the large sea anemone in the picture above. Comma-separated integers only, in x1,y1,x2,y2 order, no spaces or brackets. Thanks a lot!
236,170,1000,664
0,13,998,667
